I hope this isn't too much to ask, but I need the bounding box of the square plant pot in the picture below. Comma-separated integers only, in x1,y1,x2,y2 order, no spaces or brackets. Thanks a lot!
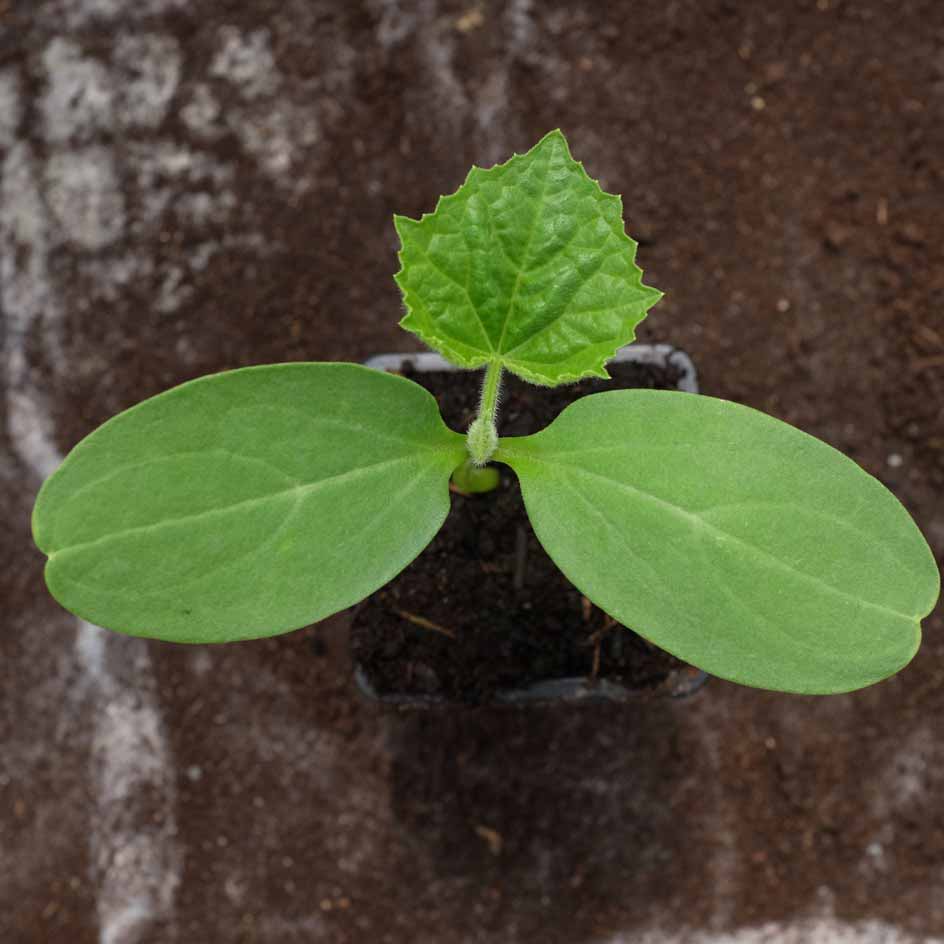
350,344,709,708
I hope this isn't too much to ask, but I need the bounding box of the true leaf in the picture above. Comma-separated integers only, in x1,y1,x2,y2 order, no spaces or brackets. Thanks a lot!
498,390,940,693
33,364,466,643
395,129,663,386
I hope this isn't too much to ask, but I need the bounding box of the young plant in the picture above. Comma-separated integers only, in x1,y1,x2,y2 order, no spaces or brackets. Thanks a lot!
32,131,939,694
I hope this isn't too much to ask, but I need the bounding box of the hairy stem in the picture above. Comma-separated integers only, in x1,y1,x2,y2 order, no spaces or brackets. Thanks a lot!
466,360,503,466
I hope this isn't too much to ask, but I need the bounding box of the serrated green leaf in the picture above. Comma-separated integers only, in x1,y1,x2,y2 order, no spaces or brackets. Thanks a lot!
395,130,662,385
33,364,466,643
498,391,939,694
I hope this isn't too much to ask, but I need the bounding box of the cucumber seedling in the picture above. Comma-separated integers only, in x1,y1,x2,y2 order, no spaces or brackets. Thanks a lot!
32,131,939,694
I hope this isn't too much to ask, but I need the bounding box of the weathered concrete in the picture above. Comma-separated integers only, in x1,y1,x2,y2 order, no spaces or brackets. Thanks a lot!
2,2,942,942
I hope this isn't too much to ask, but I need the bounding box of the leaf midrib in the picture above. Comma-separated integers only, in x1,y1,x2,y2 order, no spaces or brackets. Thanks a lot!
556,471,834,668
494,141,556,356
505,450,919,623
58,462,437,605
48,454,421,560
500,247,638,359
410,234,494,354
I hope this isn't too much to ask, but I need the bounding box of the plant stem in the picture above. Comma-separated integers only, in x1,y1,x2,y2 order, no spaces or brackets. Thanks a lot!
466,359,503,466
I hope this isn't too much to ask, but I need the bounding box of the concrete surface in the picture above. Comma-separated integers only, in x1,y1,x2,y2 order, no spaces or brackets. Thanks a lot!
1,1,942,943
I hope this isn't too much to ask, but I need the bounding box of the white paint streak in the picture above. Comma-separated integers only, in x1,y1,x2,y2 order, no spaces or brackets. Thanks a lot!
75,617,108,677
7,388,62,480
682,699,739,929
1,79,180,944
370,0,419,50
211,26,279,100
31,19,297,321
2,140,65,441
188,649,213,676
474,69,509,140
154,264,191,314
370,0,528,161
113,33,182,128
180,83,222,138
0,70,21,148
90,673,181,944
467,0,534,158
45,147,126,250
613,919,944,944
881,725,934,810
41,38,114,143
507,0,535,52
859,723,941,892
208,25,319,182
420,9,468,127
52,0,187,30
228,106,298,177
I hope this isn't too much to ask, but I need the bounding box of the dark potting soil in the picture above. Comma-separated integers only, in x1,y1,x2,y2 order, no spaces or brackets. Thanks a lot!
350,357,697,704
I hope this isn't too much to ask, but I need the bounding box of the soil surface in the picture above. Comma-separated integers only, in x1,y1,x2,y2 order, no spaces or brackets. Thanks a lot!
2,2,943,943
352,360,696,704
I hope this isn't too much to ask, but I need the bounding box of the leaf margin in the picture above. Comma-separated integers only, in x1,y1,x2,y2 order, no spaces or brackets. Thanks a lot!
32,362,468,644
394,129,664,386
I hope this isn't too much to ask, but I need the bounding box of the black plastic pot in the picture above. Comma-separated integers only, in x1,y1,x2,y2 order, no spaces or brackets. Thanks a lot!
353,344,709,708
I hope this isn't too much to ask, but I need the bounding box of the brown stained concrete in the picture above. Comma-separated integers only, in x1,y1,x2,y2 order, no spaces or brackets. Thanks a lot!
1,1,942,942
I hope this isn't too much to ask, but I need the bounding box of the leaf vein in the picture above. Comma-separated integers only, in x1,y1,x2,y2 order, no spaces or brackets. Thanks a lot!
50,454,420,560
515,456,915,623
495,143,555,353
554,471,681,620
410,240,494,353
501,250,648,359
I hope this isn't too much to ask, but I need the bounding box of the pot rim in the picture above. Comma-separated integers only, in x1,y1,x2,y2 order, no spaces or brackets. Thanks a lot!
364,342,699,393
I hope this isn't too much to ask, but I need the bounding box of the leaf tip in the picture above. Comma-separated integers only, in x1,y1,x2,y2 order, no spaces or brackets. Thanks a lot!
538,127,568,148
397,307,416,331
31,478,59,557
393,213,419,241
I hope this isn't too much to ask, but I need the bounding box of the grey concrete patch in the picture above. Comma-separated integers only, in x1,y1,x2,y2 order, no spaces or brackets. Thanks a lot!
0,71,22,149
210,26,279,101
40,38,114,144
113,32,182,129
3,1,943,942
179,83,222,138
45,147,126,251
